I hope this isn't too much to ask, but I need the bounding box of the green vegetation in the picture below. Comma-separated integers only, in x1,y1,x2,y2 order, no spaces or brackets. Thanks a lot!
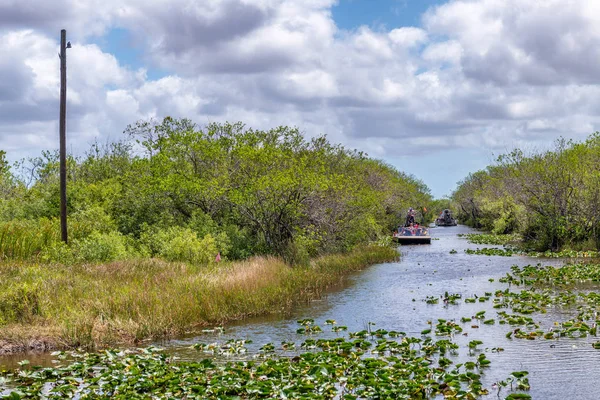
0,321,531,399
453,134,600,252
0,118,432,350
426,198,455,224
460,233,520,246
0,246,396,352
526,249,600,258
0,118,431,265
464,248,515,257
461,234,600,258
431,262,600,344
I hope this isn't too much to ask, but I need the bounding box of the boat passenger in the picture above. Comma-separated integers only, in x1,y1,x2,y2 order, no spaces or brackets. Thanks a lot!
405,208,416,226
415,223,422,236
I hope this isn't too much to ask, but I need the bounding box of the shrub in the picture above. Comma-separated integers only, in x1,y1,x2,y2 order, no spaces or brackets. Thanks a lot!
164,229,217,264
373,234,393,247
69,206,118,240
281,240,310,267
74,230,128,262
343,215,381,250
220,224,255,260
140,226,220,265
41,240,76,264
187,210,218,238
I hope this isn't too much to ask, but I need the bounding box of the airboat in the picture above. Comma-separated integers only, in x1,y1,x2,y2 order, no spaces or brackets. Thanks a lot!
392,227,432,245
392,209,431,244
435,209,457,226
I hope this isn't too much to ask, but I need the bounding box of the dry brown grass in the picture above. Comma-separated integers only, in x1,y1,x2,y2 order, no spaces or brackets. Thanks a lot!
0,246,397,354
210,256,286,291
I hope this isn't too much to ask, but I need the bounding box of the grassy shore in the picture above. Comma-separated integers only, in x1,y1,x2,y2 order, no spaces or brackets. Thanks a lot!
0,246,397,354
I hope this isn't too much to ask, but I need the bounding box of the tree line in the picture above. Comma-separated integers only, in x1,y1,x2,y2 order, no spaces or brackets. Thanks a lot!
452,133,600,251
0,118,432,264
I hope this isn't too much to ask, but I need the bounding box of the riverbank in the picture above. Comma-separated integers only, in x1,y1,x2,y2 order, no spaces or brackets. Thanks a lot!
460,233,600,258
0,245,397,355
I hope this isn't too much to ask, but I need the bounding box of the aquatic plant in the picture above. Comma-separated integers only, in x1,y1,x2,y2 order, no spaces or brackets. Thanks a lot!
526,249,600,258
443,292,462,305
462,233,520,246
0,323,532,399
465,248,514,257
508,263,600,286
432,262,600,346
463,243,600,259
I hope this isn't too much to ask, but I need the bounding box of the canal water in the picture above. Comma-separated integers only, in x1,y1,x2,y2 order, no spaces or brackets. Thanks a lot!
3,225,600,399
163,225,600,399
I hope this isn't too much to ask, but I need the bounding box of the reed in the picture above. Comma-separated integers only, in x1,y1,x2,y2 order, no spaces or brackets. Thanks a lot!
0,246,396,353
0,219,59,261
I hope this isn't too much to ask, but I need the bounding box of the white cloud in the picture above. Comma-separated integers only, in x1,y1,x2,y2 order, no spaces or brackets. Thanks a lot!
389,27,428,48
425,0,600,86
422,40,462,64
2,0,600,197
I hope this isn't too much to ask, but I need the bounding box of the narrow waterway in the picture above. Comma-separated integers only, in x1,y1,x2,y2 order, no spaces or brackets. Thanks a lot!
2,225,600,399
163,225,600,399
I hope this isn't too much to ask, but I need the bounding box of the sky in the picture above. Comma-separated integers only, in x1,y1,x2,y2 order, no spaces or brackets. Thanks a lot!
2,0,600,197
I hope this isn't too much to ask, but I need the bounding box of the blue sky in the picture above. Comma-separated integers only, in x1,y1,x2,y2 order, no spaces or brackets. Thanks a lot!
92,28,167,81
333,0,443,30
95,1,447,83
88,0,467,197
2,0,598,199
334,0,475,196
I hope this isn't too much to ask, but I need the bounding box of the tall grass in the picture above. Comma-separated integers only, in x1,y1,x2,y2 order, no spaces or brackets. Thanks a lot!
0,219,59,261
0,246,397,352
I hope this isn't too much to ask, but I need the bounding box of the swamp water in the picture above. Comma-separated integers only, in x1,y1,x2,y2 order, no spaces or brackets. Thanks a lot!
3,225,600,399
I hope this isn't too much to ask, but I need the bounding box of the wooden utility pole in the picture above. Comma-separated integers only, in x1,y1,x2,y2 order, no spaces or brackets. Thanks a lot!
59,29,68,243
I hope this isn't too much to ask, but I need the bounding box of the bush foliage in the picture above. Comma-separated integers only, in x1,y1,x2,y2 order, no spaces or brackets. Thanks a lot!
0,119,432,264
453,133,600,251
